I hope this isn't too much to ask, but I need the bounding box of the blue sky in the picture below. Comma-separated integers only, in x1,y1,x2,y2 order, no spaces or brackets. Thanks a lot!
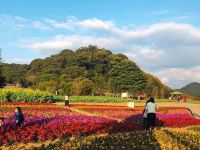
1,0,200,88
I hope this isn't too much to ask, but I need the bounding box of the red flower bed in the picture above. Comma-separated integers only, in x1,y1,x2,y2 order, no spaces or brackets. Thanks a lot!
0,120,142,145
160,118,200,128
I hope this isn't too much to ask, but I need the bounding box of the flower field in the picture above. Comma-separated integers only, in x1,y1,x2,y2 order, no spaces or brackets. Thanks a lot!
1,102,200,149
71,104,200,127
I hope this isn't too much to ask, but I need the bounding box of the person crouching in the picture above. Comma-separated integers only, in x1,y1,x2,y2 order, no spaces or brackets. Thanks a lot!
14,107,24,127
0,117,5,131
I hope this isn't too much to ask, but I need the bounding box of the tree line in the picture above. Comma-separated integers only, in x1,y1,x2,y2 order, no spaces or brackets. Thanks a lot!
0,45,171,98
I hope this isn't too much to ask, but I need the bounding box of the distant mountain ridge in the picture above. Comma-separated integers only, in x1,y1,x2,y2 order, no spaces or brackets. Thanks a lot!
180,82,200,97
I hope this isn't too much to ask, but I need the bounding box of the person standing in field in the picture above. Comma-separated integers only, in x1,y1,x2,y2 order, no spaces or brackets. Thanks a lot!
145,97,158,131
14,107,24,127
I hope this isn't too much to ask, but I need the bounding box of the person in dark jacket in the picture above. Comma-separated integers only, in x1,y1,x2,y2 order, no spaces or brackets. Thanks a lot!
14,107,24,127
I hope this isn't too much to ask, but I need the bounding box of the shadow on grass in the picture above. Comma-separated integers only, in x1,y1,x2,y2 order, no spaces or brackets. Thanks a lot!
78,131,162,150
45,130,162,150
74,114,163,150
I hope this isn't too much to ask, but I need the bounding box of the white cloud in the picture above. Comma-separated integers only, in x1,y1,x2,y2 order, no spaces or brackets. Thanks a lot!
122,23,200,70
45,18,74,30
155,66,200,88
0,14,27,29
39,17,124,35
77,18,115,31
22,35,124,55
124,22,200,41
0,14,51,31
32,21,50,30
7,57,32,64
8,17,200,88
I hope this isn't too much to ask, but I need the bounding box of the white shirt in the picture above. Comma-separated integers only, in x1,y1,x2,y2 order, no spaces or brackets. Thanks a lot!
145,102,158,113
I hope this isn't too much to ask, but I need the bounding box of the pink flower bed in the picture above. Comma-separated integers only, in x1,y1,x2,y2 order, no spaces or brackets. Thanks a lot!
71,104,142,119
72,104,200,127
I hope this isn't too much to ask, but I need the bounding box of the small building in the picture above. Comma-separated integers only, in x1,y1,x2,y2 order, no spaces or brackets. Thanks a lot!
169,91,183,100
5,83,16,88
127,102,135,108
137,93,147,100
104,93,121,97
121,92,131,98
5,83,22,88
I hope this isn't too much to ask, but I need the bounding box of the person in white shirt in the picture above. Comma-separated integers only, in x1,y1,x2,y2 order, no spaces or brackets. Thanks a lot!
145,97,158,130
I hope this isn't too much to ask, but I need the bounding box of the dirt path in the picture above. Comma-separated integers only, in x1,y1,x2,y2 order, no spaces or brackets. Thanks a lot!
69,107,122,121
136,102,200,118
55,102,200,118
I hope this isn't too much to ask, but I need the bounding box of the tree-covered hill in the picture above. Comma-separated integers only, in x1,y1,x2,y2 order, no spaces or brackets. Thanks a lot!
180,82,200,97
1,45,171,98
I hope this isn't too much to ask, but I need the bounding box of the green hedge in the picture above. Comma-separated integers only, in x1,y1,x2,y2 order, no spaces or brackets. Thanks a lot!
67,96,178,103
69,96,132,103
0,88,59,102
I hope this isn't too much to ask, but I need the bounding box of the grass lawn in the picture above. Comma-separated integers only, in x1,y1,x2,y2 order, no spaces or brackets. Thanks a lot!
64,96,200,104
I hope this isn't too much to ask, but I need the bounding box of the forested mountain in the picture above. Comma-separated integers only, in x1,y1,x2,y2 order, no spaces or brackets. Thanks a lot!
1,45,171,97
180,82,200,97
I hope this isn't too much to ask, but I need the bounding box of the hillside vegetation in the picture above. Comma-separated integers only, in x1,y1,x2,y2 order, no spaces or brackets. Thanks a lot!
0,45,171,98
180,82,200,97
0,88,58,102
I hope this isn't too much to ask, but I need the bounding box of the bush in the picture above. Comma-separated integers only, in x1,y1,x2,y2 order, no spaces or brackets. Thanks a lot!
69,96,132,103
68,96,177,103
0,88,57,102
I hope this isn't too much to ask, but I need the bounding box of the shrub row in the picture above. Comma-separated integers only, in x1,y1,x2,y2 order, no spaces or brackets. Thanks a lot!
0,88,58,102
69,96,132,103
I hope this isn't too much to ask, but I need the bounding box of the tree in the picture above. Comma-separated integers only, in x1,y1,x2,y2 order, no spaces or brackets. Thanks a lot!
109,59,147,93
160,88,165,99
151,87,158,98
93,74,108,94
61,66,87,79
1,63,28,87
26,75,38,86
38,74,57,82
72,78,93,96
58,82,72,95
37,81,59,93
145,73,171,98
